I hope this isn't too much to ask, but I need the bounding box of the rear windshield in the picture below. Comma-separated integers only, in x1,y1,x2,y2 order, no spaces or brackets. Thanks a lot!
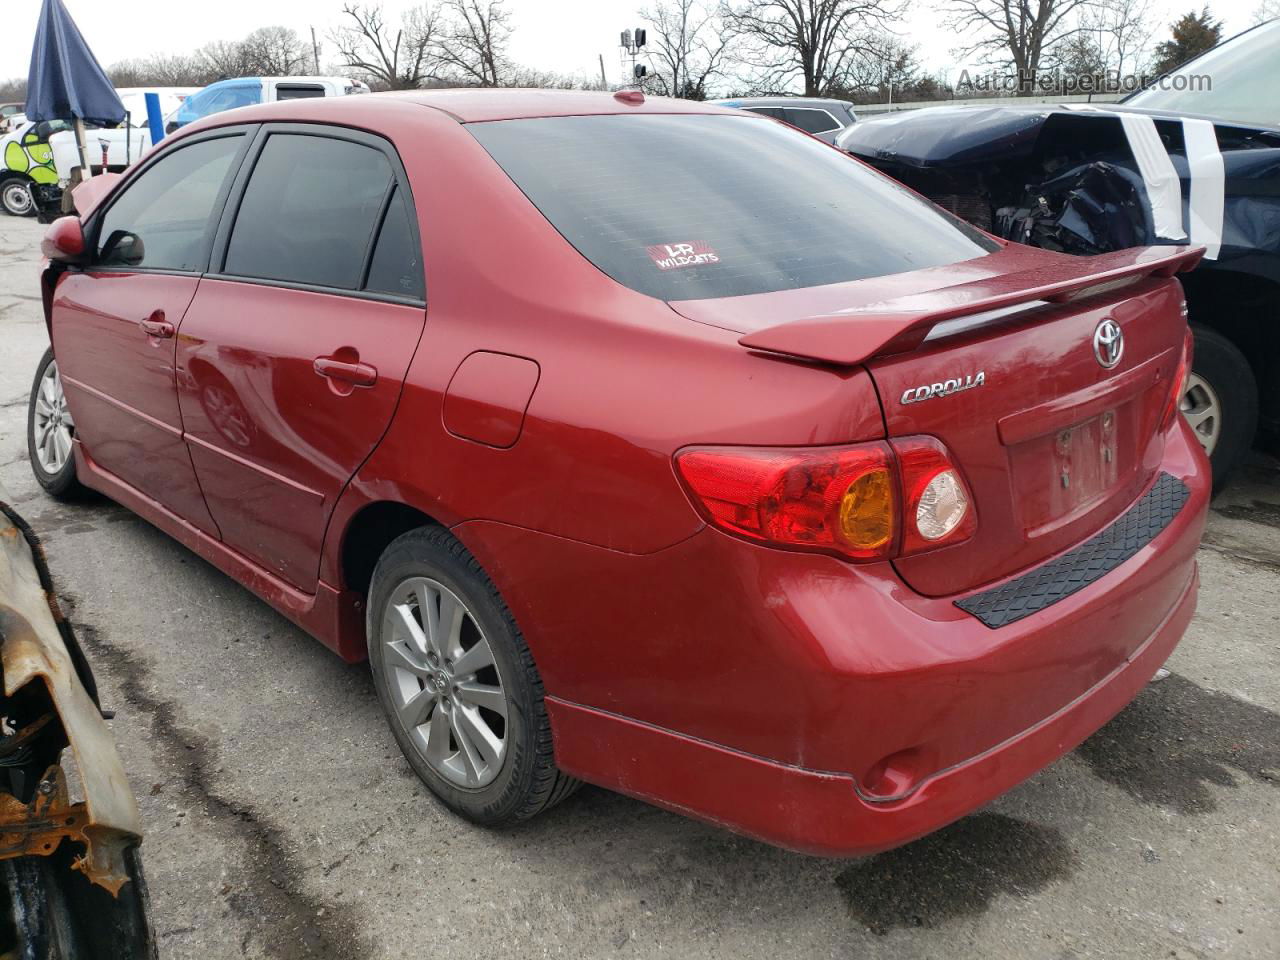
468,114,997,301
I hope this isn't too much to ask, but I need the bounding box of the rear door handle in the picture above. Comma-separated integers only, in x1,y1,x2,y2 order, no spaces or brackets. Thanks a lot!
314,356,377,387
139,310,174,339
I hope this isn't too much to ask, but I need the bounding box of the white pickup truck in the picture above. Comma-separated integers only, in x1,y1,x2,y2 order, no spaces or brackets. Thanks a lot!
166,75,369,132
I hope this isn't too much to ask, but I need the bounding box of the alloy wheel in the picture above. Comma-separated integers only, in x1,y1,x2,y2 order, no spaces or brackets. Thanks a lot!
31,360,74,474
380,576,509,788
1180,372,1221,457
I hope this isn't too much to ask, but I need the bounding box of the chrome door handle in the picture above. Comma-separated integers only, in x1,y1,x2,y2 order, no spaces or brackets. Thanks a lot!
314,356,377,387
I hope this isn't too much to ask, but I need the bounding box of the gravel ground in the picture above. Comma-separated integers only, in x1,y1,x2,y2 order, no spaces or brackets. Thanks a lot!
1,213,1277,959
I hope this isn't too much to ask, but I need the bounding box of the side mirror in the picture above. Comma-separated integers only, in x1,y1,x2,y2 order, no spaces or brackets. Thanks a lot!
100,229,145,267
40,216,85,262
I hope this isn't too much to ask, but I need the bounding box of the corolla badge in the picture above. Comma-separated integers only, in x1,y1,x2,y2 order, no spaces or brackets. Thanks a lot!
1093,318,1124,369
900,371,986,405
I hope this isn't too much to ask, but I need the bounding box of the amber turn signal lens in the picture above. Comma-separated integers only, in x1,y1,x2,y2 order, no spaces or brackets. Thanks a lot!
837,468,894,551
675,442,898,560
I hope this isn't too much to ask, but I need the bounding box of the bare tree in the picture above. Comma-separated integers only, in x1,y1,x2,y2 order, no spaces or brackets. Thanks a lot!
198,39,253,79
331,2,444,89
1050,31,1105,80
940,0,1097,92
837,36,920,97
241,26,311,76
1255,0,1280,23
437,0,512,87
504,66,594,89
108,54,214,87
720,0,906,97
1083,0,1155,76
640,0,734,98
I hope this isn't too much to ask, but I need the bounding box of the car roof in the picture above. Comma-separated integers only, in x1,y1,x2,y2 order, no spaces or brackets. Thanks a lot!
711,97,853,109
202,76,358,87
386,89,750,122
185,88,754,128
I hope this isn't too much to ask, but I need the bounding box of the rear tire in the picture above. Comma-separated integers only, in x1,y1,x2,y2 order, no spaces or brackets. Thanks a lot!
27,347,89,501
1184,326,1257,493
367,526,579,825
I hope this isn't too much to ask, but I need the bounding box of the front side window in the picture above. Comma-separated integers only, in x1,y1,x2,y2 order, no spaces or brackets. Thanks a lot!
223,133,393,289
96,134,243,271
175,83,263,126
469,114,997,301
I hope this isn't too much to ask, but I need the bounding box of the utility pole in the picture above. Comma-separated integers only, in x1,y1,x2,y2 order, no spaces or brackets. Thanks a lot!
599,53,608,90
311,27,321,74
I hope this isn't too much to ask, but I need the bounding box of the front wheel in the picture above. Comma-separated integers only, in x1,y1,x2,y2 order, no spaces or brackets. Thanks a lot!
1183,326,1257,492
27,347,89,500
367,526,579,825
0,176,34,217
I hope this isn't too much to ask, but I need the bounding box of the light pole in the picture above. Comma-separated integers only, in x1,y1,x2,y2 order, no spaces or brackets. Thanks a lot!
619,27,648,86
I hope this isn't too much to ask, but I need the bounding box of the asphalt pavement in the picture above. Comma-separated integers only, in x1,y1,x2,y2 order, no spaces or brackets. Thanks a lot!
1,214,1277,959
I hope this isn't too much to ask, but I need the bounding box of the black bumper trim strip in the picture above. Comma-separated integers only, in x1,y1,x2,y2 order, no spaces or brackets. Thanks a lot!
955,472,1191,629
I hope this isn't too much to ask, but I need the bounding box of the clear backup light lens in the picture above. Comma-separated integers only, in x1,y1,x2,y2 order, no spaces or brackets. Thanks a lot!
891,435,977,555
915,469,968,540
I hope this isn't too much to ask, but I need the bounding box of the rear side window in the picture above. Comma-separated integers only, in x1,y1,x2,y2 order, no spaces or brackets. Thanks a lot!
783,107,840,134
224,133,393,290
743,106,784,120
469,115,997,301
364,186,424,299
97,134,243,271
276,84,327,100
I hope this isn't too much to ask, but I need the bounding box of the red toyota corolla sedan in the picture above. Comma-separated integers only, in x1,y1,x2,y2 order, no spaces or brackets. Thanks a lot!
28,90,1209,856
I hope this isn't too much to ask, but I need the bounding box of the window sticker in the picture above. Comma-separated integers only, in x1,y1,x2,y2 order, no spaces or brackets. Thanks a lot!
645,241,720,271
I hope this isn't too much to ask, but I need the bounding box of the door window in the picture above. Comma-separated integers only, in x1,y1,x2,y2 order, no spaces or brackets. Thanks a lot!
782,108,841,134
223,133,394,290
275,84,327,100
96,134,244,271
363,186,424,299
180,83,262,121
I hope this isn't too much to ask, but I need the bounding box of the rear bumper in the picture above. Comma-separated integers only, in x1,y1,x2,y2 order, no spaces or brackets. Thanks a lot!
461,420,1209,856
546,560,1195,856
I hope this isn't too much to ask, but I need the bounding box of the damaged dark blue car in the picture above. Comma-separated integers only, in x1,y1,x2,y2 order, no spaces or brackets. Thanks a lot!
838,20,1280,487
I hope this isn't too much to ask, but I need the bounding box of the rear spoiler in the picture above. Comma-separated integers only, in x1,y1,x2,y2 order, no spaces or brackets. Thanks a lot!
737,245,1204,366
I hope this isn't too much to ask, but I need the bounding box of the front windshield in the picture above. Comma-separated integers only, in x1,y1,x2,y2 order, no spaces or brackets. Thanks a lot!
1126,20,1280,128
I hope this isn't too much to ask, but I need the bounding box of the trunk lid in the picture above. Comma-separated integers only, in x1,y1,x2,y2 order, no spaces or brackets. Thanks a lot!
672,244,1201,596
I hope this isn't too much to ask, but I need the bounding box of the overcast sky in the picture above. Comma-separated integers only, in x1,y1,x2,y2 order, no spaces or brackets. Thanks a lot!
0,0,1267,90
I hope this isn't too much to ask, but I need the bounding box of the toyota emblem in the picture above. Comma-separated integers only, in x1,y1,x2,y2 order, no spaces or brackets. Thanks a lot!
1093,319,1124,369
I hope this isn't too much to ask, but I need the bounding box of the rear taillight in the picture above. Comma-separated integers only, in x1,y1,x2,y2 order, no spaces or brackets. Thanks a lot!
1162,327,1194,431
674,443,897,559
675,437,974,561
